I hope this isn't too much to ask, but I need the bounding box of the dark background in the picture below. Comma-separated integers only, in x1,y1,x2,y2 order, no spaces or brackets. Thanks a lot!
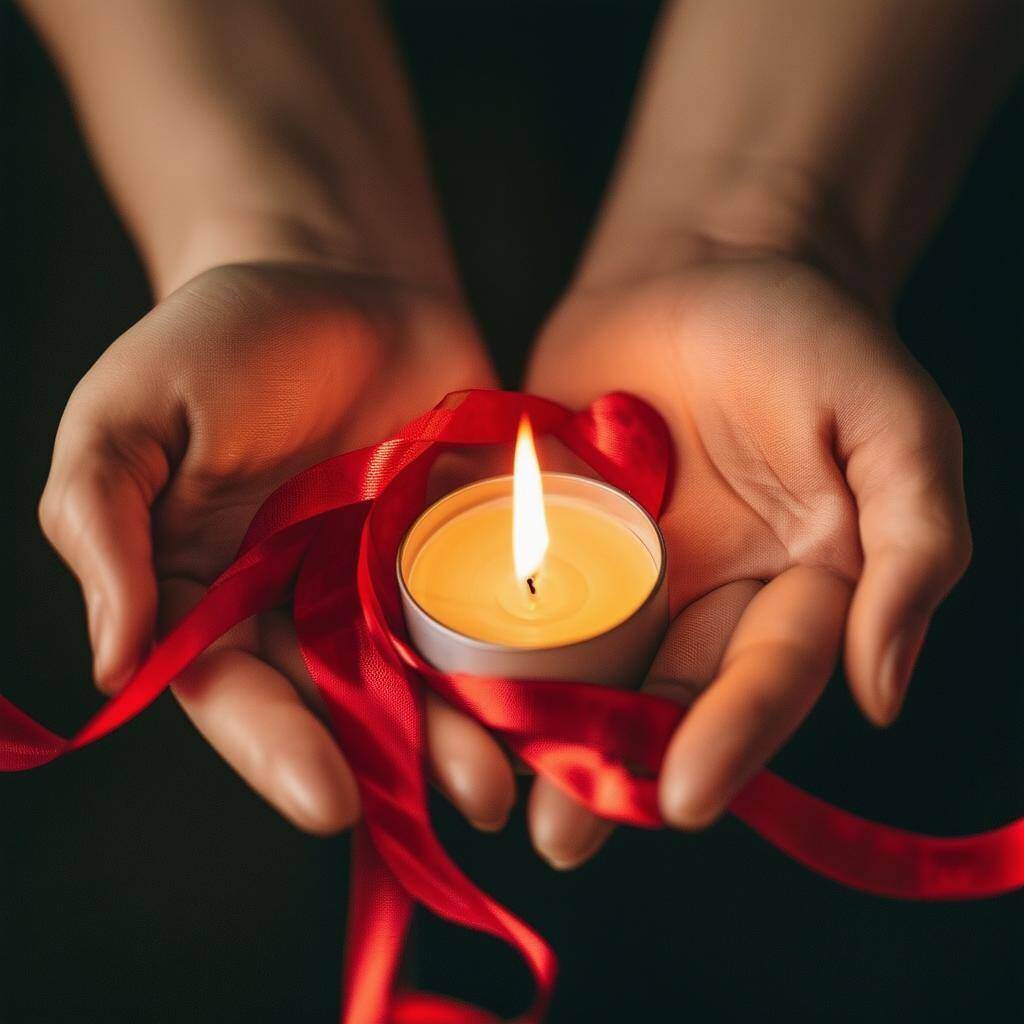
4,3,1022,1021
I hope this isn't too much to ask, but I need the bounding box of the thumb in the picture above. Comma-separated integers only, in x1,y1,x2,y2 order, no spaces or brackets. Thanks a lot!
39,421,169,694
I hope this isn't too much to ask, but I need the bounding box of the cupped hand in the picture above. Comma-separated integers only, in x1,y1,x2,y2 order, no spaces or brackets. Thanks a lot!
524,257,971,868
40,262,516,835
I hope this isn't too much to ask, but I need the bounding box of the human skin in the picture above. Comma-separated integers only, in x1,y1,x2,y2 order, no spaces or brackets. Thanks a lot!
23,0,516,835
23,0,1021,857
522,0,1022,868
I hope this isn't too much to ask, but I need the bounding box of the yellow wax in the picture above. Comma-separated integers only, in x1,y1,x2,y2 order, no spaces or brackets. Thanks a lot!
405,497,658,648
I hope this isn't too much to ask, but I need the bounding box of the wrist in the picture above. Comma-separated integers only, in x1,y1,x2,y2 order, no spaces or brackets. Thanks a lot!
149,207,386,301
144,150,459,300
28,0,461,301
575,153,882,306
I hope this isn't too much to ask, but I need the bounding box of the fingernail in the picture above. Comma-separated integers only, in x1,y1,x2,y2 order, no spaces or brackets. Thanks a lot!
469,809,511,833
659,777,723,832
278,750,359,836
542,836,606,871
544,855,578,871
444,757,515,833
879,615,929,723
538,820,613,871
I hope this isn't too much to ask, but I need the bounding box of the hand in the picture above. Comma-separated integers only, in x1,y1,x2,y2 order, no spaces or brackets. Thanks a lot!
39,262,516,835
524,256,971,867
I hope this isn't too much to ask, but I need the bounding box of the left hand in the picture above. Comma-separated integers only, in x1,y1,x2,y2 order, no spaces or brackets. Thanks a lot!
523,256,971,868
38,262,514,836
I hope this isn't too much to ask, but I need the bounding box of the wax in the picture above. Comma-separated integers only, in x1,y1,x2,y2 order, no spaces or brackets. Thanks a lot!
405,495,658,648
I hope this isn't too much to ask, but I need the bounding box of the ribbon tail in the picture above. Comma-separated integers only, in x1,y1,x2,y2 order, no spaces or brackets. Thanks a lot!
731,771,1024,900
1,519,317,770
296,513,556,1024
0,695,68,769
342,829,502,1024
341,825,414,1024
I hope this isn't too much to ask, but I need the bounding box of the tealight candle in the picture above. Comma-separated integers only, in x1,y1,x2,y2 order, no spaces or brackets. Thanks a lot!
397,417,667,687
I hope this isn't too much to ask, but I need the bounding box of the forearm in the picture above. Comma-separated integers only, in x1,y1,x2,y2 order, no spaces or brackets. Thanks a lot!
579,0,1021,305
21,0,454,297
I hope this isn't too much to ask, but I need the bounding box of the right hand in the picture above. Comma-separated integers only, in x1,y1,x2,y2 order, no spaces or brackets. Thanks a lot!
524,256,971,867
39,261,517,836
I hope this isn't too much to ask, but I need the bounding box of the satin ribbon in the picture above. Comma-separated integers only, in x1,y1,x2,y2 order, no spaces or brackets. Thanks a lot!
3,389,1021,1024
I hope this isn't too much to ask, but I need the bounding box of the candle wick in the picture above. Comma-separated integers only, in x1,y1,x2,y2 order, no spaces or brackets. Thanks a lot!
526,576,537,596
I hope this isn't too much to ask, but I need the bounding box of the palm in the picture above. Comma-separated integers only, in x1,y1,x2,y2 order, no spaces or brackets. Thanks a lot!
142,264,490,584
531,260,883,609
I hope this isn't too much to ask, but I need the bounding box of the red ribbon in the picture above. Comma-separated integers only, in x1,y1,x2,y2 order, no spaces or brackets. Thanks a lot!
3,389,1021,1023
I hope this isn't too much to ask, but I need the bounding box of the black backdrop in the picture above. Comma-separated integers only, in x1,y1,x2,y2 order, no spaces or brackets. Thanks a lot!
5,3,1022,1022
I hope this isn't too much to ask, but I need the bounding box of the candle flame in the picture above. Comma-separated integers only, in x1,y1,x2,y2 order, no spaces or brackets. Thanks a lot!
513,414,549,582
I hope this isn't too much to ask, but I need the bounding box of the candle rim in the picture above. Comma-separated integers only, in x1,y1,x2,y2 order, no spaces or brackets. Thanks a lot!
397,472,667,655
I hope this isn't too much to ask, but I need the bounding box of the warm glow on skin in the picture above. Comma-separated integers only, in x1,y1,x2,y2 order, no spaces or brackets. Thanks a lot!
512,415,549,584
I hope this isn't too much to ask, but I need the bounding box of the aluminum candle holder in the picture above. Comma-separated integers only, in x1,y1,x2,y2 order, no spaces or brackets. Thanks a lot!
397,472,668,688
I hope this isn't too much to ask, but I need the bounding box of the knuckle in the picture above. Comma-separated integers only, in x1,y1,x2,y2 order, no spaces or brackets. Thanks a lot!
37,460,114,551
37,473,93,545
923,510,972,581
37,486,61,539
930,399,963,451
945,524,973,581
883,520,972,595
910,383,963,448
880,520,971,584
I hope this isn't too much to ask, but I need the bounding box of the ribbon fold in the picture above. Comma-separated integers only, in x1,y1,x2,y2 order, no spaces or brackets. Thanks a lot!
3,389,1021,1024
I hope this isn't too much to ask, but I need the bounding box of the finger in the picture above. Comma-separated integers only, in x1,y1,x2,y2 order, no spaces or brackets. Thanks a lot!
264,606,515,833
644,579,764,705
163,580,360,836
528,781,615,871
39,432,166,694
842,395,971,725
259,607,330,719
425,694,517,832
529,580,759,870
660,566,851,830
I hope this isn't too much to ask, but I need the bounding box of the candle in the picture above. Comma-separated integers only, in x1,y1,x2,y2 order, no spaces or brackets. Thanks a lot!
398,416,668,687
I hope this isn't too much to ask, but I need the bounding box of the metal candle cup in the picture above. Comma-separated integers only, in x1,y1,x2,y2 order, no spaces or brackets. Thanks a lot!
397,473,668,688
